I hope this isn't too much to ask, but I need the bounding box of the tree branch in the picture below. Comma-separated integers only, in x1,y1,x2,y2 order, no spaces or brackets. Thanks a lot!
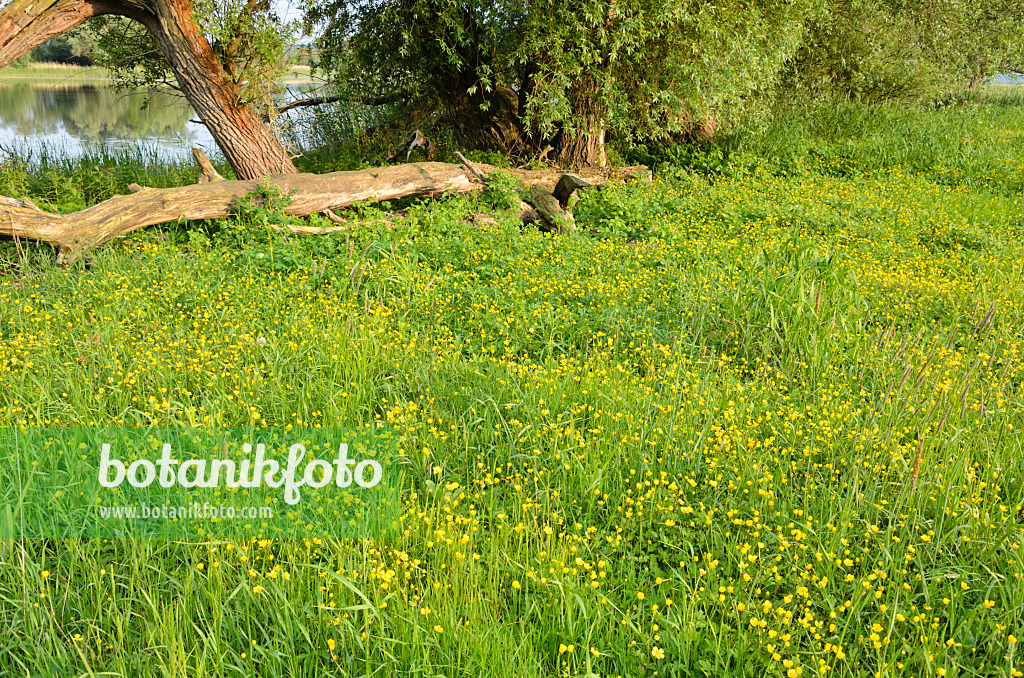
0,0,118,69
264,95,342,119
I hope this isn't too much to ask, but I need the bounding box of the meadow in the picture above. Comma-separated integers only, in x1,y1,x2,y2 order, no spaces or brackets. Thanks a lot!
0,93,1023,677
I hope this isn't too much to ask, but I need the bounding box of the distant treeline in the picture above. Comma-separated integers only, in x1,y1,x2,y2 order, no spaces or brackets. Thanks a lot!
8,22,312,69
7,24,99,67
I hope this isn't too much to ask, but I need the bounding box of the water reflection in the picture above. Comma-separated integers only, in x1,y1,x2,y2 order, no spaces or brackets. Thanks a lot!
0,79,309,162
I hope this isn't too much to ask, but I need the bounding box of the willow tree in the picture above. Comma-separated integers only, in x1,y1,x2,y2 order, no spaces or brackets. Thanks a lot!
783,0,1024,101
0,0,298,179
306,0,817,168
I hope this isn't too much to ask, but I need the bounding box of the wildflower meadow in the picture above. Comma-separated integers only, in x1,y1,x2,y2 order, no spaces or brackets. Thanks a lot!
1,97,1023,677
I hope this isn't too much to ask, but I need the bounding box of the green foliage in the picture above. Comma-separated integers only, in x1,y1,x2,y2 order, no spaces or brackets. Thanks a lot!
29,23,100,66
305,0,819,156
638,93,1024,196
783,0,1024,101
479,170,525,212
92,17,176,92
217,180,309,272
302,0,1024,160
92,4,297,108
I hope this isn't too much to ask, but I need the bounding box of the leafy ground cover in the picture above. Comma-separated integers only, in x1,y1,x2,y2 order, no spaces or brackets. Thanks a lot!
1,98,1023,677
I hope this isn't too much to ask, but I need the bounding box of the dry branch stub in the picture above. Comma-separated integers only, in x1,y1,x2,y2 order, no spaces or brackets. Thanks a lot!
192,147,225,183
453,151,489,183
322,209,346,224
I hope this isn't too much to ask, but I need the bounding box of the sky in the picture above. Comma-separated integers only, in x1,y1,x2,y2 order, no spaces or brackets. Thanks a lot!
276,0,303,22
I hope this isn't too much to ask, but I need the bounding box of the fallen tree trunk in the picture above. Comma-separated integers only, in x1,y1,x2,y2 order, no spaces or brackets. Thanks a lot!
529,183,575,234
0,157,650,261
0,162,481,261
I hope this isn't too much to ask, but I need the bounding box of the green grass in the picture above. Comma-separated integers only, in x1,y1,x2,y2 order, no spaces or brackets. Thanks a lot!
1,97,1023,677
646,88,1024,197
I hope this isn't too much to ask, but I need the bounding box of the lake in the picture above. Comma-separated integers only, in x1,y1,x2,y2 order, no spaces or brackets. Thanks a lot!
0,78,313,163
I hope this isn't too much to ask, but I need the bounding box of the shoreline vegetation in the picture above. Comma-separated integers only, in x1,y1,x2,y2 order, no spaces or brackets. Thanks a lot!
0,62,319,83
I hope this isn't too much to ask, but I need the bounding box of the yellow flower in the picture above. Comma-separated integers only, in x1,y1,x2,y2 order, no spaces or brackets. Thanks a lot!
433,625,444,633
984,600,995,608
652,647,665,660
327,638,335,651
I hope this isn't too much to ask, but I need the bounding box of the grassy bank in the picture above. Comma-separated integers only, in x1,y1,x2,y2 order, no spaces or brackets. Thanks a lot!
0,62,317,82
0,61,110,79
1,98,1023,677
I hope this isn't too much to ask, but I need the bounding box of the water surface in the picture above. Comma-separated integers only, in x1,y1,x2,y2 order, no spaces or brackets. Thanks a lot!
0,78,311,163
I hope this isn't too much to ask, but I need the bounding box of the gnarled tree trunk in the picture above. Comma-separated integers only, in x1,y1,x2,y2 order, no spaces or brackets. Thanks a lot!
442,78,528,157
0,0,297,180
552,80,608,169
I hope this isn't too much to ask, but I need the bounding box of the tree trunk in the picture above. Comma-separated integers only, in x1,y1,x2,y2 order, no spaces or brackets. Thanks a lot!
552,81,608,169
0,0,298,180
0,0,109,67
140,0,298,178
442,83,528,157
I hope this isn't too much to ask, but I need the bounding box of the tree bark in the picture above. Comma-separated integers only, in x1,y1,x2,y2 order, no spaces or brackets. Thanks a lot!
552,80,608,169
0,0,298,180
0,0,109,66
442,80,528,157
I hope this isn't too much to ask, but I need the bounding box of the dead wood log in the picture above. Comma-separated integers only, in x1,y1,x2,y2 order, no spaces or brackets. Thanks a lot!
0,162,481,261
552,173,592,207
270,224,350,235
529,184,576,234
517,200,541,226
1,154,645,260
1,196,40,211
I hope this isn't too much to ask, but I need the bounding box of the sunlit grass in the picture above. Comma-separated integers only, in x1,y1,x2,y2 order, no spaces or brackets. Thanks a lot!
1,97,1023,677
